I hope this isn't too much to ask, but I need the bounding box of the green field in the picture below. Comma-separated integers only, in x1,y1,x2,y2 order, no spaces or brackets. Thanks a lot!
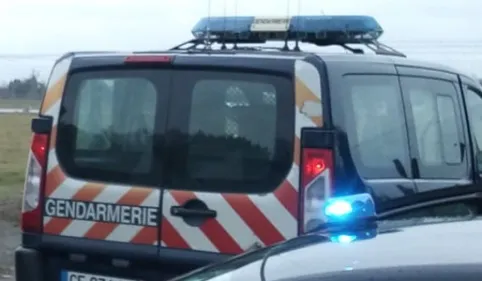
0,114,34,222
0,99,41,109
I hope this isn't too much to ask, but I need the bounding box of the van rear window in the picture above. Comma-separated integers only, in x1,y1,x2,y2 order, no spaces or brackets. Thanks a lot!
56,68,293,192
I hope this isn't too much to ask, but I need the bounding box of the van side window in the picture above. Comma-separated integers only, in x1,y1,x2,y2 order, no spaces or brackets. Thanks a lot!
343,75,411,179
465,88,482,152
400,77,465,178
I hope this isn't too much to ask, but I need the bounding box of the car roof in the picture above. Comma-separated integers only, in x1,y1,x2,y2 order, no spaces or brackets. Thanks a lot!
177,219,482,281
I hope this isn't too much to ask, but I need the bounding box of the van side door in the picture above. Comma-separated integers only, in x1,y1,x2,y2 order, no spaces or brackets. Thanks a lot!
396,66,471,194
460,76,482,183
326,60,417,211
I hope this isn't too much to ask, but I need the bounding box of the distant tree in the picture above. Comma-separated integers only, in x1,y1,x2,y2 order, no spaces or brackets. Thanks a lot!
5,70,46,100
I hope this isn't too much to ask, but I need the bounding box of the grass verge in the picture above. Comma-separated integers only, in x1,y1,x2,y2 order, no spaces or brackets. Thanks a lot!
0,99,40,109
0,114,33,223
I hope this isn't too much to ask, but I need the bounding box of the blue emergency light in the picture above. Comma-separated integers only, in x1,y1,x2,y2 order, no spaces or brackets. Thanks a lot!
318,193,377,233
191,15,383,44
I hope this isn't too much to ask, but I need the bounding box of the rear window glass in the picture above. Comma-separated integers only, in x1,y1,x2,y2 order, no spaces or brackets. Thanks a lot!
342,75,411,179
56,69,169,186
167,70,293,193
57,68,293,192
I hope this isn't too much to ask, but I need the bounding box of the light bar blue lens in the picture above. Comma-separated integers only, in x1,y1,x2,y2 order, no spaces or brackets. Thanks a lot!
191,15,383,40
323,193,376,223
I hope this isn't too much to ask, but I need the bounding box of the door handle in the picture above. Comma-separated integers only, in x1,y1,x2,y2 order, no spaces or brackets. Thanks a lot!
170,206,217,218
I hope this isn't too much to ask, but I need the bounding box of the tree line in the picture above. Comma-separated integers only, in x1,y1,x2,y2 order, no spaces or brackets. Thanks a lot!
0,72,480,101
0,72,46,100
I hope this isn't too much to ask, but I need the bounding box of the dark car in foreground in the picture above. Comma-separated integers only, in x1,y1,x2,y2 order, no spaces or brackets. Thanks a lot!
170,194,482,281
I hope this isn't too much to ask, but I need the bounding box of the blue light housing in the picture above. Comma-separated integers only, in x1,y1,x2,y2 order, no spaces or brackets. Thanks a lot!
323,193,376,224
191,15,383,44
329,228,378,244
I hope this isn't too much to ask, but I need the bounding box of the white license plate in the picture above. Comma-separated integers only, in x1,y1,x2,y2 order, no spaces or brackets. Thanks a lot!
61,271,138,281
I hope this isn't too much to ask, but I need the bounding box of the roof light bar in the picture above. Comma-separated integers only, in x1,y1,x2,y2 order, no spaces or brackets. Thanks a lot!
170,15,405,57
191,15,384,44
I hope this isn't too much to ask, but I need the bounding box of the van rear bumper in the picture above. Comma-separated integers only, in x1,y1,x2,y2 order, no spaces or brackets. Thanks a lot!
16,234,233,281
15,246,43,281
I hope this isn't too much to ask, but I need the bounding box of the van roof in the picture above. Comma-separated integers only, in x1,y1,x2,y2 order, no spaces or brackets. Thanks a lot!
59,50,471,80
319,53,467,76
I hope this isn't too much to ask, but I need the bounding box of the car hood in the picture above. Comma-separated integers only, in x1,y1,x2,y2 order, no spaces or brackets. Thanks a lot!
174,218,482,281
264,219,482,280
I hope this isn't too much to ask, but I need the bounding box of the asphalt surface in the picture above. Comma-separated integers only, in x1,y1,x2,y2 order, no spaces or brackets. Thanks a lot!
0,220,19,281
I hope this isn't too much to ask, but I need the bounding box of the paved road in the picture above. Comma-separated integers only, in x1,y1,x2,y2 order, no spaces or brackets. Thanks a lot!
0,220,19,281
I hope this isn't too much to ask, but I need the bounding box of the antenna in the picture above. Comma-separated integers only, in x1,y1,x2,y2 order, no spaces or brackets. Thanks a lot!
283,0,291,51
205,0,213,50
294,0,302,51
233,0,239,50
221,0,227,50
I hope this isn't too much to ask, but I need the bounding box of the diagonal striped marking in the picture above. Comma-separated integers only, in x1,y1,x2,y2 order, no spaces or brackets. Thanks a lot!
43,183,106,235
169,191,242,254
274,180,298,218
195,192,259,251
222,194,284,246
295,78,320,109
294,136,301,166
105,189,160,243
47,150,59,172
83,188,153,239
72,183,106,201
43,217,71,234
45,166,66,197
162,192,216,251
160,217,189,248
49,125,58,149
130,226,158,245
42,75,67,114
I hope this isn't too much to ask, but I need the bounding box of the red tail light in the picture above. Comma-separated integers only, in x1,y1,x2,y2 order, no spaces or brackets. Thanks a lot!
21,133,49,232
124,55,172,63
299,148,333,234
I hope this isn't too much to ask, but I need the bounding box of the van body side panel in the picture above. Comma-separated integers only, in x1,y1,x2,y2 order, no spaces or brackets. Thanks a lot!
294,60,323,128
39,56,161,249
40,57,72,115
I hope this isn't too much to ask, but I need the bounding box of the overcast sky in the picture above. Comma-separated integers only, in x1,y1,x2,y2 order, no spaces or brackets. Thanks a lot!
1,0,481,83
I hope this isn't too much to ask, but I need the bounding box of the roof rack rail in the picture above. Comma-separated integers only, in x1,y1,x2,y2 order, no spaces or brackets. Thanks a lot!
170,15,406,58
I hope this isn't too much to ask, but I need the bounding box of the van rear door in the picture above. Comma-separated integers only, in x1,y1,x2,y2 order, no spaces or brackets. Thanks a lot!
41,57,172,280
159,56,304,256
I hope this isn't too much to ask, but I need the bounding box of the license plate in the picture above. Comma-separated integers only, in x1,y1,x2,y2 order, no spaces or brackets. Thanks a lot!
61,271,138,281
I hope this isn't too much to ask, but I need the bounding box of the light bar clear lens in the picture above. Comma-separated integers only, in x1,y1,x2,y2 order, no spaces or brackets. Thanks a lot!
323,193,376,223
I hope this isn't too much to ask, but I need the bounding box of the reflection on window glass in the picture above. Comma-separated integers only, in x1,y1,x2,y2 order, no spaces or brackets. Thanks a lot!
409,89,442,164
75,79,114,150
345,75,409,178
73,76,157,173
403,77,462,166
187,79,277,181
436,95,461,164
466,89,482,151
